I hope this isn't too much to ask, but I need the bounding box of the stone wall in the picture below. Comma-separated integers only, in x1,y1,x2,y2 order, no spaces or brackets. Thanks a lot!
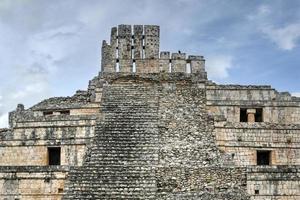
247,166,300,200
215,122,300,166
207,84,300,124
156,167,248,200
153,75,248,198
206,83,300,199
0,114,96,166
0,166,68,200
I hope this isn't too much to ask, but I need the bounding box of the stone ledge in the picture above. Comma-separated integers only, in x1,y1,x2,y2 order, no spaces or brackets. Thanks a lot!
99,72,207,83
247,165,300,173
0,165,70,173
215,122,300,130
207,100,300,106
207,83,272,90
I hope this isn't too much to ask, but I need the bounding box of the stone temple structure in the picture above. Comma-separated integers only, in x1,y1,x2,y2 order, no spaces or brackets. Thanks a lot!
0,24,300,199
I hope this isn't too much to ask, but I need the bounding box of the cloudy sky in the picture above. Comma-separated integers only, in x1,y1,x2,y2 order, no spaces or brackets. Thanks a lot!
0,0,300,127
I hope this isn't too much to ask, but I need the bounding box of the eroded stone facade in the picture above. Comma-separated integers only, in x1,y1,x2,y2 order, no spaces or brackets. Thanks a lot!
0,25,299,199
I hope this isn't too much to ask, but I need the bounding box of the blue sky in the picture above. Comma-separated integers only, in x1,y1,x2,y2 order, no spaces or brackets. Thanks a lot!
0,0,300,127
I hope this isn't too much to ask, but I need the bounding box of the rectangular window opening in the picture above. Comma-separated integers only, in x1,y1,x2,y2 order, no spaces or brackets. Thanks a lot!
43,111,53,116
116,60,120,72
169,59,172,73
60,110,70,115
132,61,136,73
240,108,247,122
240,108,263,122
257,150,271,165
142,46,145,59
116,48,118,58
48,147,61,166
142,33,145,59
131,47,135,59
186,62,191,73
255,108,263,122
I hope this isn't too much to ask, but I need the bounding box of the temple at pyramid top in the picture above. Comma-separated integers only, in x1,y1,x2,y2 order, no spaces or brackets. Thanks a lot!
101,24,206,75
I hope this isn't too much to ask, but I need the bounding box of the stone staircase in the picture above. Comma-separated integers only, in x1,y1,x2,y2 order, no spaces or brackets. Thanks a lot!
63,82,159,199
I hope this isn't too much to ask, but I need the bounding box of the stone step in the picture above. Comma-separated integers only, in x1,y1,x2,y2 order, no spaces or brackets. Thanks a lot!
63,83,159,198
101,107,158,111
93,140,159,145
101,111,157,114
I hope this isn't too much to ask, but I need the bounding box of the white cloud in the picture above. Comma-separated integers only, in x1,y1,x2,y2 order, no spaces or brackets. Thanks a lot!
262,23,300,50
292,92,300,97
0,113,8,128
206,55,234,79
11,83,48,100
247,4,271,21
257,5,271,16
248,4,300,51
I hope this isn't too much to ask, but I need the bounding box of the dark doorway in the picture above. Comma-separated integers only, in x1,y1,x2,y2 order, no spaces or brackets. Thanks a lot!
240,108,247,122
257,150,271,165
43,111,53,116
255,108,263,122
48,147,61,165
60,110,70,115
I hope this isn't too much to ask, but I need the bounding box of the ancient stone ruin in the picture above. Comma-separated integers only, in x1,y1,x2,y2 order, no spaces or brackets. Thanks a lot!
1,24,300,199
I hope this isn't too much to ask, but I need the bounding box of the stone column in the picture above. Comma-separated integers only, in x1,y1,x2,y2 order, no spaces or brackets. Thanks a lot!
247,109,256,122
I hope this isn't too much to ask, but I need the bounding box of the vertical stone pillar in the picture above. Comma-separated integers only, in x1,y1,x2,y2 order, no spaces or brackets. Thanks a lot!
110,26,118,60
171,53,186,72
101,40,114,72
118,25,132,72
133,25,143,73
144,25,160,59
133,25,143,59
247,109,256,122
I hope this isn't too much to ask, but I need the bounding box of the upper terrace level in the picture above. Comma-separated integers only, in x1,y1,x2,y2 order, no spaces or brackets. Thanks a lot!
101,24,206,75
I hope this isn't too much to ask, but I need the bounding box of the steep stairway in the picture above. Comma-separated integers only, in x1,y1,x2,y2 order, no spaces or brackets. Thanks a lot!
63,82,159,199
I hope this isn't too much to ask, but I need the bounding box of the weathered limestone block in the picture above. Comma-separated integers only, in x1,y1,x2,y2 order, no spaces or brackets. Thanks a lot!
156,167,248,199
188,55,205,73
171,53,186,72
159,51,170,73
119,59,132,72
136,59,159,73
